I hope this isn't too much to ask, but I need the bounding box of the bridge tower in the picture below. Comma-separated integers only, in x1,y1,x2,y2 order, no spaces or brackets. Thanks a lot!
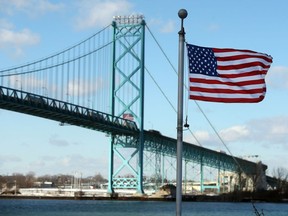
108,15,146,194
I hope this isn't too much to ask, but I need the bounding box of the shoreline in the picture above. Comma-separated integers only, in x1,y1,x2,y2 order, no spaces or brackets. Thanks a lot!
0,194,176,201
1,194,288,203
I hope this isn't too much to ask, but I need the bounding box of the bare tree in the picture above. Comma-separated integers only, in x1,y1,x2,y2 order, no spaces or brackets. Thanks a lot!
92,173,107,188
25,172,36,188
273,167,288,193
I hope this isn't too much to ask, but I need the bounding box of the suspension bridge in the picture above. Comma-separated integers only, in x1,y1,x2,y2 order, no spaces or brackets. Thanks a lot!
0,15,268,194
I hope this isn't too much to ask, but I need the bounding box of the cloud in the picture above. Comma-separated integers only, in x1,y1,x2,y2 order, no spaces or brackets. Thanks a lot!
192,130,213,144
33,154,108,176
57,155,97,168
0,155,22,166
0,0,64,16
57,154,108,173
246,116,288,146
207,23,220,32
147,18,176,34
220,125,250,142
74,0,134,30
0,19,14,29
49,135,70,147
0,22,40,57
0,28,40,47
67,77,106,97
266,66,288,90
160,20,175,33
29,160,46,170
0,0,63,57
189,115,288,149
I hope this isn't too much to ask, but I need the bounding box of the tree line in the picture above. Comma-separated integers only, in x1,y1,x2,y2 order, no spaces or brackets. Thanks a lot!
1,167,288,193
0,172,108,189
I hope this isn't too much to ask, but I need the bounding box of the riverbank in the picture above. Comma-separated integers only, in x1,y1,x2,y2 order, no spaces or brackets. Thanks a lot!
1,191,288,203
0,194,172,201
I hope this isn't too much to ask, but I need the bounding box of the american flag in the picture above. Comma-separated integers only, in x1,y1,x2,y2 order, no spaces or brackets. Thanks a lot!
186,44,273,103
123,113,134,121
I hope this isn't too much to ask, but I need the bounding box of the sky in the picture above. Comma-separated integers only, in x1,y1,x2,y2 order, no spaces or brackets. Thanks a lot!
0,0,288,179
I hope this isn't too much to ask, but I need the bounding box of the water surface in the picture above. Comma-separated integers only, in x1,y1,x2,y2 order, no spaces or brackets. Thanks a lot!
0,199,287,216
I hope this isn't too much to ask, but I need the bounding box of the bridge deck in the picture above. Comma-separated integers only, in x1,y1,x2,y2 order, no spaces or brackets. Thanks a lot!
0,86,139,136
143,130,267,175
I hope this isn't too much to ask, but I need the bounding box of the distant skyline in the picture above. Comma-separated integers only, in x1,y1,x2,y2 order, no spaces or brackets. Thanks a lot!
1,0,288,178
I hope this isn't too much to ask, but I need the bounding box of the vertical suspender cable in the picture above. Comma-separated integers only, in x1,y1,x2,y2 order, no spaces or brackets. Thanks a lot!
92,35,96,110
88,38,91,109
72,47,76,104
83,41,86,107
61,52,64,101
67,49,70,102
78,45,81,105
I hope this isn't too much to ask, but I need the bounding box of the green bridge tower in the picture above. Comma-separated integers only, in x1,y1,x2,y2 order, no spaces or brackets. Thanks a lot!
108,15,146,194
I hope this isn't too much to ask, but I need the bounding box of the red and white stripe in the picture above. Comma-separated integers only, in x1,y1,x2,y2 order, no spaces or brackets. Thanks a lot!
189,47,273,103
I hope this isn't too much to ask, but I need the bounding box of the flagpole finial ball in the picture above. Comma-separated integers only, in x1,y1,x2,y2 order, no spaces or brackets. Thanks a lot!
178,9,188,19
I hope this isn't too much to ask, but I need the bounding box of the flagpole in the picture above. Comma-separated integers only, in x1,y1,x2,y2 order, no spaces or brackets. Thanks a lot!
176,9,187,216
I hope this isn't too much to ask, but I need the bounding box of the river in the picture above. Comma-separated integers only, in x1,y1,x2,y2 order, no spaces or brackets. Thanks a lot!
0,199,288,216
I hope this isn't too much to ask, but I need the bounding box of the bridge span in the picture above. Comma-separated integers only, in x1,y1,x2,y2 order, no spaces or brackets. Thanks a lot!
0,85,266,176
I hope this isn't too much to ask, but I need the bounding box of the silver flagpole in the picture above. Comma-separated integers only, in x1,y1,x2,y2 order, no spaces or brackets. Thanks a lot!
176,9,187,216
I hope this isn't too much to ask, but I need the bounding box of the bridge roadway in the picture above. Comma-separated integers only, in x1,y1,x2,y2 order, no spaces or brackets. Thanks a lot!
0,85,266,175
